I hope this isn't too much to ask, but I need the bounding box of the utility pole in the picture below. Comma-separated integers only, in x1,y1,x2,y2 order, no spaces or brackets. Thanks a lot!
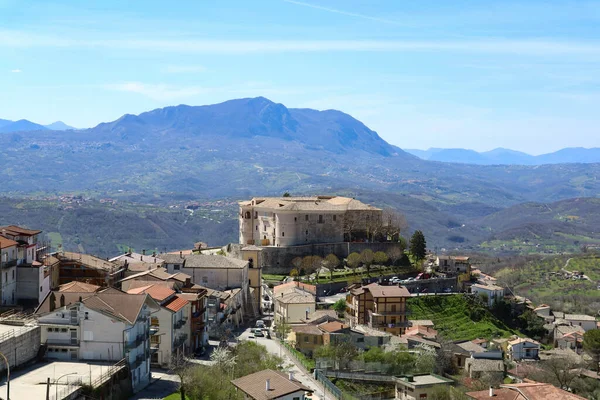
46,377,50,400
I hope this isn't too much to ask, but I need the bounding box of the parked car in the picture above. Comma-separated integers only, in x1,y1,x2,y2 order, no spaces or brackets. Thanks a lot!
256,319,265,328
254,328,265,337
443,287,452,293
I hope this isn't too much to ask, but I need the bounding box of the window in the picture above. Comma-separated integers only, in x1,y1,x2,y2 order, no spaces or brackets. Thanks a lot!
3,273,5,282
318,215,323,223
356,337,364,343
47,327,53,332
282,232,285,237
61,328,67,333
305,215,308,221
313,336,317,344
174,264,180,270
294,217,297,222
254,212,258,219
333,215,336,221
202,276,208,284
256,225,258,231
264,225,267,231
12,270,14,279
304,336,309,343
305,230,308,235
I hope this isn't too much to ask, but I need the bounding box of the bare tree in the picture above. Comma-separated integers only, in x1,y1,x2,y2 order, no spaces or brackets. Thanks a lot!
382,208,409,241
387,246,403,269
538,353,585,390
169,352,194,400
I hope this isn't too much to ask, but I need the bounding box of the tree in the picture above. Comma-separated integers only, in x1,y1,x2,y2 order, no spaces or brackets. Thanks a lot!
324,254,340,281
414,343,436,373
290,268,299,279
333,299,346,317
584,329,600,371
382,208,409,241
387,246,403,268
291,257,303,272
169,351,194,400
282,192,291,197
310,255,323,282
361,249,374,276
347,252,362,276
410,230,427,265
275,320,291,340
539,352,584,390
373,251,389,266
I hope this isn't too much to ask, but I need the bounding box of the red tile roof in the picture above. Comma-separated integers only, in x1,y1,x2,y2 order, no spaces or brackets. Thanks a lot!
163,295,189,312
0,225,42,236
127,284,175,302
0,236,19,248
318,321,348,333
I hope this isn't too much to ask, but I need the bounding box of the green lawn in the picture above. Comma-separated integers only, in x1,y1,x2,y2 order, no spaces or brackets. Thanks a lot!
408,295,520,341
163,393,189,400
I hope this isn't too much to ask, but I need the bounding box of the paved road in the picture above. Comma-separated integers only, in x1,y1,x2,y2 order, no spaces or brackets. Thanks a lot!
238,327,333,400
130,371,180,400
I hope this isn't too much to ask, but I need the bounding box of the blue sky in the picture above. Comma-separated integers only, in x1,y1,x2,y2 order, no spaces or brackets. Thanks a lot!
2,0,600,154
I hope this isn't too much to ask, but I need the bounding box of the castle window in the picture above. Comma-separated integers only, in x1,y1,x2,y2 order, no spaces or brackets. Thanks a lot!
333,215,337,221
294,217,297,222
254,212,258,219
305,215,308,221
256,226,258,231
282,232,285,237
306,230,308,235
245,211,250,219
318,215,323,223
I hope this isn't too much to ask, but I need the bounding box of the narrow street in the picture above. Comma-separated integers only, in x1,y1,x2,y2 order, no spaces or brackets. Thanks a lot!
238,326,334,400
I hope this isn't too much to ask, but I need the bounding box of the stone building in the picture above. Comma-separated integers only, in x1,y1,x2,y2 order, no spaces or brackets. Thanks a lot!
239,196,382,247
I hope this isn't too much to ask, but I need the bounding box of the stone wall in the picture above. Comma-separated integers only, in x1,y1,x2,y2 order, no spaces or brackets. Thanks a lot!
256,242,403,273
0,325,41,373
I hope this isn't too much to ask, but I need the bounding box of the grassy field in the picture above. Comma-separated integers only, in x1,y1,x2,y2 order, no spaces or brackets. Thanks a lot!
494,254,600,315
408,295,520,341
163,393,189,400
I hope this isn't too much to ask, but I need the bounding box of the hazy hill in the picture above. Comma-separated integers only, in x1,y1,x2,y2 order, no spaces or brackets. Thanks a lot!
406,147,600,165
45,121,76,130
0,119,48,133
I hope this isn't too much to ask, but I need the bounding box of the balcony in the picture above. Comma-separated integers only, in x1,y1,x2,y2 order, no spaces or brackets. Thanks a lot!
150,344,159,354
174,319,186,329
150,326,160,335
0,260,17,269
47,338,79,346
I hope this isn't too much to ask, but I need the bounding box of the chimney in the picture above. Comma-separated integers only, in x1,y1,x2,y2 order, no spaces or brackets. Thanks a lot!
180,251,183,259
489,387,494,397
265,379,271,391
288,372,294,381
142,249,146,256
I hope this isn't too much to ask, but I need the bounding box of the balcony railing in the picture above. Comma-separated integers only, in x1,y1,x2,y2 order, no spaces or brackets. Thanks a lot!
47,338,79,346
150,344,159,354
174,319,186,329
0,260,17,269
150,326,159,335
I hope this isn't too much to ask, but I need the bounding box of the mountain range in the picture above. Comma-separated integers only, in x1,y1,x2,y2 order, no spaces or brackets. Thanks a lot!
406,147,600,165
0,118,75,133
0,96,599,253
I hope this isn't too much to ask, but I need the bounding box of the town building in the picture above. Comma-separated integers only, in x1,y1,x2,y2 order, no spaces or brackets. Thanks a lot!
564,314,597,331
274,289,316,325
56,252,124,286
346,283,410,335
435,256,471,275
395,374,453,400
507,337,540,361
231,369,313,400
110,251,165,277
471,283,505,307
34,290,160,392
0,235,19,305
126,284,190,367
464,358,505,384
239,196,382,247
466,382,586,400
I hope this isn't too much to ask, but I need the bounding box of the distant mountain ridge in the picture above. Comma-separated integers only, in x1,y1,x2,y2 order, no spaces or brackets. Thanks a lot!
0,119,75,133
405,147,600,165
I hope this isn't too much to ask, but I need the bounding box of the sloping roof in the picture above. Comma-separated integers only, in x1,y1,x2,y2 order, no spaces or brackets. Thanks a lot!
159,253,188,264
404,325,438,340
303,309,339,323
274,281,316,295
409,320,434,327
456,341,487,353
318,321,348,333
58,281,101,293
565,314,596,321
109,252,165,265
163,295,189,312
0,236,19,248
364,283,410,298
466,388,522,400
276,290,315,305
231,369,312,400
466,358,504,372
472,283,505,291
127,284,175,302
242,196,380,212
57,252,118,271
292,324,323,335
489,383,585,400
508,337,540,346
0,225,42,236
35,291,155,324
183,254,248,269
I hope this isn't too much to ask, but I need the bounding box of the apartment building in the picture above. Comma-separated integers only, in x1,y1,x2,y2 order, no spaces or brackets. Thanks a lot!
347,283,411,335
127,284,190,367
0,235,19,305
35,290,160,392
239,196,382,247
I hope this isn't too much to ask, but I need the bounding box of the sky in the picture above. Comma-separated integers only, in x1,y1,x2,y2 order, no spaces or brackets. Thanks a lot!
2,0,600,154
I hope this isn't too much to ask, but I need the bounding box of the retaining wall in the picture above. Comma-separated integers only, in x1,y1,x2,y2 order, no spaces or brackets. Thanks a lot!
0,325,41,373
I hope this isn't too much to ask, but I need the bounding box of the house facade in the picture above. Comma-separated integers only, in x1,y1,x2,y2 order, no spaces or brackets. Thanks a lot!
507,338,540,361
471,284,505,307
435,256,471,275
347,283,410,335
0,236,19,305
35,290,160,392
395,374,453,400
239,196,382,247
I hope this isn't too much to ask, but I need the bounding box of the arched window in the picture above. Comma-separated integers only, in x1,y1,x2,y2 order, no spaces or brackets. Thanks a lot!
245,211,251,219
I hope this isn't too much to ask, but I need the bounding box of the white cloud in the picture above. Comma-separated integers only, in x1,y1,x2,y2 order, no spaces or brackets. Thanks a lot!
11,69,21,73
105,82,211,101
163,65,206,74
2,29,600,57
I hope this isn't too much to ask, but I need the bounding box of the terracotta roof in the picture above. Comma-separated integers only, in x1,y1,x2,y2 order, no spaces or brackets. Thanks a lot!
0,236,19,248
274,281,316,295
276,290,315,304
58,281,101,293
163,295,189,312
0,225,42,236
231,369,312,400
127,284,175,302
364,283,410,298
466,388,521,400
318,321,348,333
302,309,339,323
404,325,438,339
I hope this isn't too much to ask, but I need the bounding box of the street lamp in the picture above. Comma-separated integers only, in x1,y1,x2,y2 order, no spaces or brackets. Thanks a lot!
55,372,78,399
0,351,9,400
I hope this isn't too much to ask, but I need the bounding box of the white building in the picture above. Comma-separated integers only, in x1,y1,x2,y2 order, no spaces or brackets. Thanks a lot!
0,236,18,305
239,196,382,247
471,284,505,307
395,374,454,400
273,284,316,325
564,314,597,332
35,289,160,392
507,337,541,361
127,284,190,367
